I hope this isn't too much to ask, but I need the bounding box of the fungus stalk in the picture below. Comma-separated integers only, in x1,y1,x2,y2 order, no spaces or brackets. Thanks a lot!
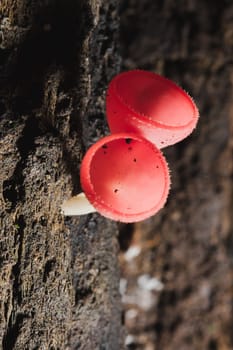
61,192,96,216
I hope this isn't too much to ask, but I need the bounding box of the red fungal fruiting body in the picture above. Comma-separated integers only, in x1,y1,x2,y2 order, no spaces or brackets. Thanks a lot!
80,133,170,223
106,70,199,148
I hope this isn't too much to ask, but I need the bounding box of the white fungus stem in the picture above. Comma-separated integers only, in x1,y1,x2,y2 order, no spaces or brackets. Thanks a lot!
61,192,96,216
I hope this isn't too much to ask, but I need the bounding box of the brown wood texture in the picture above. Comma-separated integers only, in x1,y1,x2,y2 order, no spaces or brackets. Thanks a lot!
0,1,122,349
119,1,233,349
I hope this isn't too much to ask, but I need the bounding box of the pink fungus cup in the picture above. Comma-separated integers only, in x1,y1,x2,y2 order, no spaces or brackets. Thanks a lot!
80,133,170,223
106,70,199,149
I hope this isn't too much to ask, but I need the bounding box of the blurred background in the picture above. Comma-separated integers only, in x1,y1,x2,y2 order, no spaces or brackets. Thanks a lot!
118,1,233,349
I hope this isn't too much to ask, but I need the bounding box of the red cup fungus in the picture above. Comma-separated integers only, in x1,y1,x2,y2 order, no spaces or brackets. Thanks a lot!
62,70,199,222
106,70,199,148
79,133,170,222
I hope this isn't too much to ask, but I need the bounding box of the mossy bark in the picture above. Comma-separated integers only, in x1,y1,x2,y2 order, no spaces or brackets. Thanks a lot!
0,1,122,349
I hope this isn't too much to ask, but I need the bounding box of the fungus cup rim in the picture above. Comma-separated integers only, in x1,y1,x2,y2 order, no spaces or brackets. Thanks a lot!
108,69,199,131
80,133,170,222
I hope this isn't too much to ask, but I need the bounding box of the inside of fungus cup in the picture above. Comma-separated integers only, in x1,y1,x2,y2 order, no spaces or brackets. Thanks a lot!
115,71,195,128
89,136,168,216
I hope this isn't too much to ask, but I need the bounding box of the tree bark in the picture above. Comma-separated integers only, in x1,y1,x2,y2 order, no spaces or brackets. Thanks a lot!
119,1,233,349
0,1,122,349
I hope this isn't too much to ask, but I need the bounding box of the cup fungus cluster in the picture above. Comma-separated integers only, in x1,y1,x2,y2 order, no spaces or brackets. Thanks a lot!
62,70,199,222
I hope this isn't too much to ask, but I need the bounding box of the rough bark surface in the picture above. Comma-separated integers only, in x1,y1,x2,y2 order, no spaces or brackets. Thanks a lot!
119,1,233,349
0,1,122,349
